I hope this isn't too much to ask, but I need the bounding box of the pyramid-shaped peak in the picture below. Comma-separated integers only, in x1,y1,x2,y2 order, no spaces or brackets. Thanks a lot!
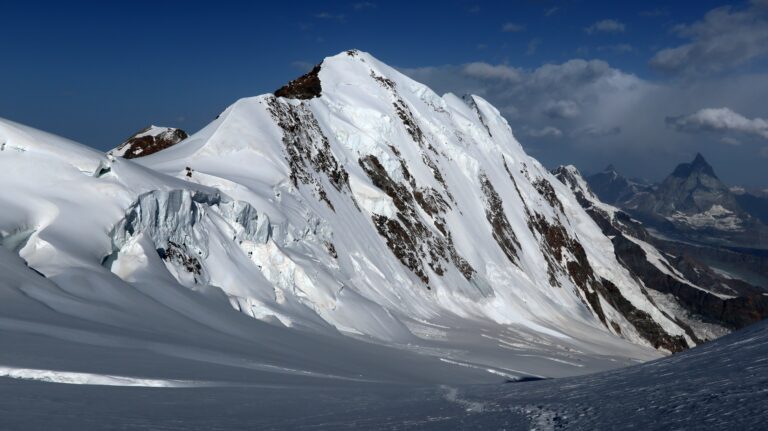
692,152,709,167
672,152,717,178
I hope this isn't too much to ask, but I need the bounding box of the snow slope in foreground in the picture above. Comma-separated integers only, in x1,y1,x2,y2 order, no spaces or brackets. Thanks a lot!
1,317,765,430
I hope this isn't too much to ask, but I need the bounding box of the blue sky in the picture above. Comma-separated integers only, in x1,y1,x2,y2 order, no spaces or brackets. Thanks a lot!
2,0,768,185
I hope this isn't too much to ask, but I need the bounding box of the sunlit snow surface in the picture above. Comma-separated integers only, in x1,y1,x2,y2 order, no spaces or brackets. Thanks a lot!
0,50,763,429
1,321,765,430
0,366,203,387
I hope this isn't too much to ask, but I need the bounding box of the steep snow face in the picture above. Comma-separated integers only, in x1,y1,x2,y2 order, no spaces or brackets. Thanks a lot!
136,50,695,354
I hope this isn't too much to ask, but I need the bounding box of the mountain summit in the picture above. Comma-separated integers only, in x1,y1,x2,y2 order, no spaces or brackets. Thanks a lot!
592,153,768,247
656,152,736,215
671,152,717,179
0,50,763,387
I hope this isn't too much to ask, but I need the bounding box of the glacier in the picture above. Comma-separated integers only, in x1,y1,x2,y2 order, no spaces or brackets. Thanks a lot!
0,49,765,429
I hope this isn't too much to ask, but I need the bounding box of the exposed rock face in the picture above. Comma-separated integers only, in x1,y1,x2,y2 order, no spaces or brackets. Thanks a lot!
554,165,768,341
479,172,520,265
110,126,188,159
266,96,350,210
359,155,475,287
274,64,323,100
644,154,741,217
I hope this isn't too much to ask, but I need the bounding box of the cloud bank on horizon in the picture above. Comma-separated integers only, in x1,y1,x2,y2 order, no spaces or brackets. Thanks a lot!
400,0,768,185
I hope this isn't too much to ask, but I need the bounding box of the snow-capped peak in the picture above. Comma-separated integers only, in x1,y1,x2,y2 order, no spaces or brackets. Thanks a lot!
129,50,702,356
4,50,761,388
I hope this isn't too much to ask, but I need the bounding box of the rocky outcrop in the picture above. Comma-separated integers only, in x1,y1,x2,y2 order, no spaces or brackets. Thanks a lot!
110,126,188,159
360,155,476,288
480,172,520,265
274,64,322,100
266,96,351,211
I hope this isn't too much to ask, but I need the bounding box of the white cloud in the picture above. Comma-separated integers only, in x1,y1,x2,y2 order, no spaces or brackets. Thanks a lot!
501,22,525,32
398,57,768,184
353,2,376,10
524,126,563,138
585,19,626,34
527,38,541,55
667,107,768,139
315,12,345,21
650,2,768,75
543,100,580,119
573,124,622,137
402,58,643,147
462,62,522,82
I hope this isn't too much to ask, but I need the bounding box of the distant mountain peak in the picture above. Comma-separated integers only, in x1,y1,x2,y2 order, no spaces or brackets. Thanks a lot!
604,164,616,172
672,152,716,179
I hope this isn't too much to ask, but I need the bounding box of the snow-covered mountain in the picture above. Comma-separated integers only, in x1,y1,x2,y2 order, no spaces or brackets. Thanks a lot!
589,154,768,248
554,165,767,337
0,50,761,386
630,154,746,230
109,125,188,159
586,165,650,206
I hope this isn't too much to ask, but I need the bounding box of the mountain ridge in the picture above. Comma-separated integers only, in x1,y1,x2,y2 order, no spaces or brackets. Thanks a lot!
0,50,764,388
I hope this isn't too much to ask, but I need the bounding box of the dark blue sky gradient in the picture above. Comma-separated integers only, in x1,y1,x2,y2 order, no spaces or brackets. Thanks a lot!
2,0,764,185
